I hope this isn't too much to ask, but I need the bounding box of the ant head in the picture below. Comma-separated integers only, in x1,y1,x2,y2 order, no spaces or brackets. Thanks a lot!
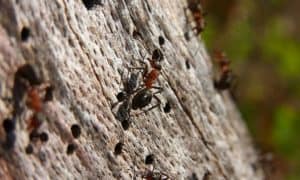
152,49,164,62
15,64,42,86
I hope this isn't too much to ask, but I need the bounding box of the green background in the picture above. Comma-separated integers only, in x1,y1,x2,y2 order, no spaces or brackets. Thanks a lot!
199,0,300,179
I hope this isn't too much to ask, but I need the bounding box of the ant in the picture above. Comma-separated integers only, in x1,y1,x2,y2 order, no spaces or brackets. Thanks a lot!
113,49,165,129
112,71,141,130
131,48,163,89
186,0,206,35
213,50,235,90
131,49,164,113
25,83,53,130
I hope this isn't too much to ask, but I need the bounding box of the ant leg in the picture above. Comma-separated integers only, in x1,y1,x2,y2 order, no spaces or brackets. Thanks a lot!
150,86,163,95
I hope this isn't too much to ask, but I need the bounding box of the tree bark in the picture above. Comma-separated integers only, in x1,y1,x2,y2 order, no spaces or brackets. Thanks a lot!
0,0,264,179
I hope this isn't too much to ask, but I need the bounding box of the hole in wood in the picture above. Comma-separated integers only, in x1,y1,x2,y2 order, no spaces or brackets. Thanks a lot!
21,27,30,41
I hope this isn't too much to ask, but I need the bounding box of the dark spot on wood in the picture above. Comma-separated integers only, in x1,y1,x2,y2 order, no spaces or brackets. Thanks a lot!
21,27,30,41
114,142,123,155
185,59,191,69
184,32,190,41
188,172,198,180
163,101,171,113
145,154,154,165
39,132,49,142
29,129,40,142
66,143,77,155
158,35,165,46
25,144,34,154
71,124,81,138
132,30,142,39
82,0,103,10
202,171,211,180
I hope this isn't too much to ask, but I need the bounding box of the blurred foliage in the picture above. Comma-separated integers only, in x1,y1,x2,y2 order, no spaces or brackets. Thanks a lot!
199,0,300,179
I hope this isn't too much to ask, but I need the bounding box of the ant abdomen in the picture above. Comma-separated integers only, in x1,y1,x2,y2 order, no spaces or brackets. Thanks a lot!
131,89,153,110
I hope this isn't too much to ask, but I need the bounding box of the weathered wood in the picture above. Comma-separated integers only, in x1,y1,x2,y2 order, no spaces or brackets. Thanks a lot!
0,0,263,179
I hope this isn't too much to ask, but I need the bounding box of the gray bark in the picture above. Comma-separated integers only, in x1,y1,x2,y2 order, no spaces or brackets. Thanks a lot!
0,0,263,179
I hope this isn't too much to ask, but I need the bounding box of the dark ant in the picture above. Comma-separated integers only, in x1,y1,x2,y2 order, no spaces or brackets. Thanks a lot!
113,49,164,129
114,48,163,118
186,0,206,35
213,50,235,90
112,71,140,130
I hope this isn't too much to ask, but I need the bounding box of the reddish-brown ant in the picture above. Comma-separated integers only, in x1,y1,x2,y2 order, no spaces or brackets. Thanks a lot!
213,50,235,90
129,49,164,113
186,0,206,35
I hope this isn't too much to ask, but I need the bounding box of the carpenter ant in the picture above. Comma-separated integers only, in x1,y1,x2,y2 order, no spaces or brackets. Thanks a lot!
186,0,206,35
134,48,163,89
127,49,164,113
213,50,235,90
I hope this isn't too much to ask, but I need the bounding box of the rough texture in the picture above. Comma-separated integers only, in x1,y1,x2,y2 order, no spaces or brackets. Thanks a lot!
0,0,263,179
